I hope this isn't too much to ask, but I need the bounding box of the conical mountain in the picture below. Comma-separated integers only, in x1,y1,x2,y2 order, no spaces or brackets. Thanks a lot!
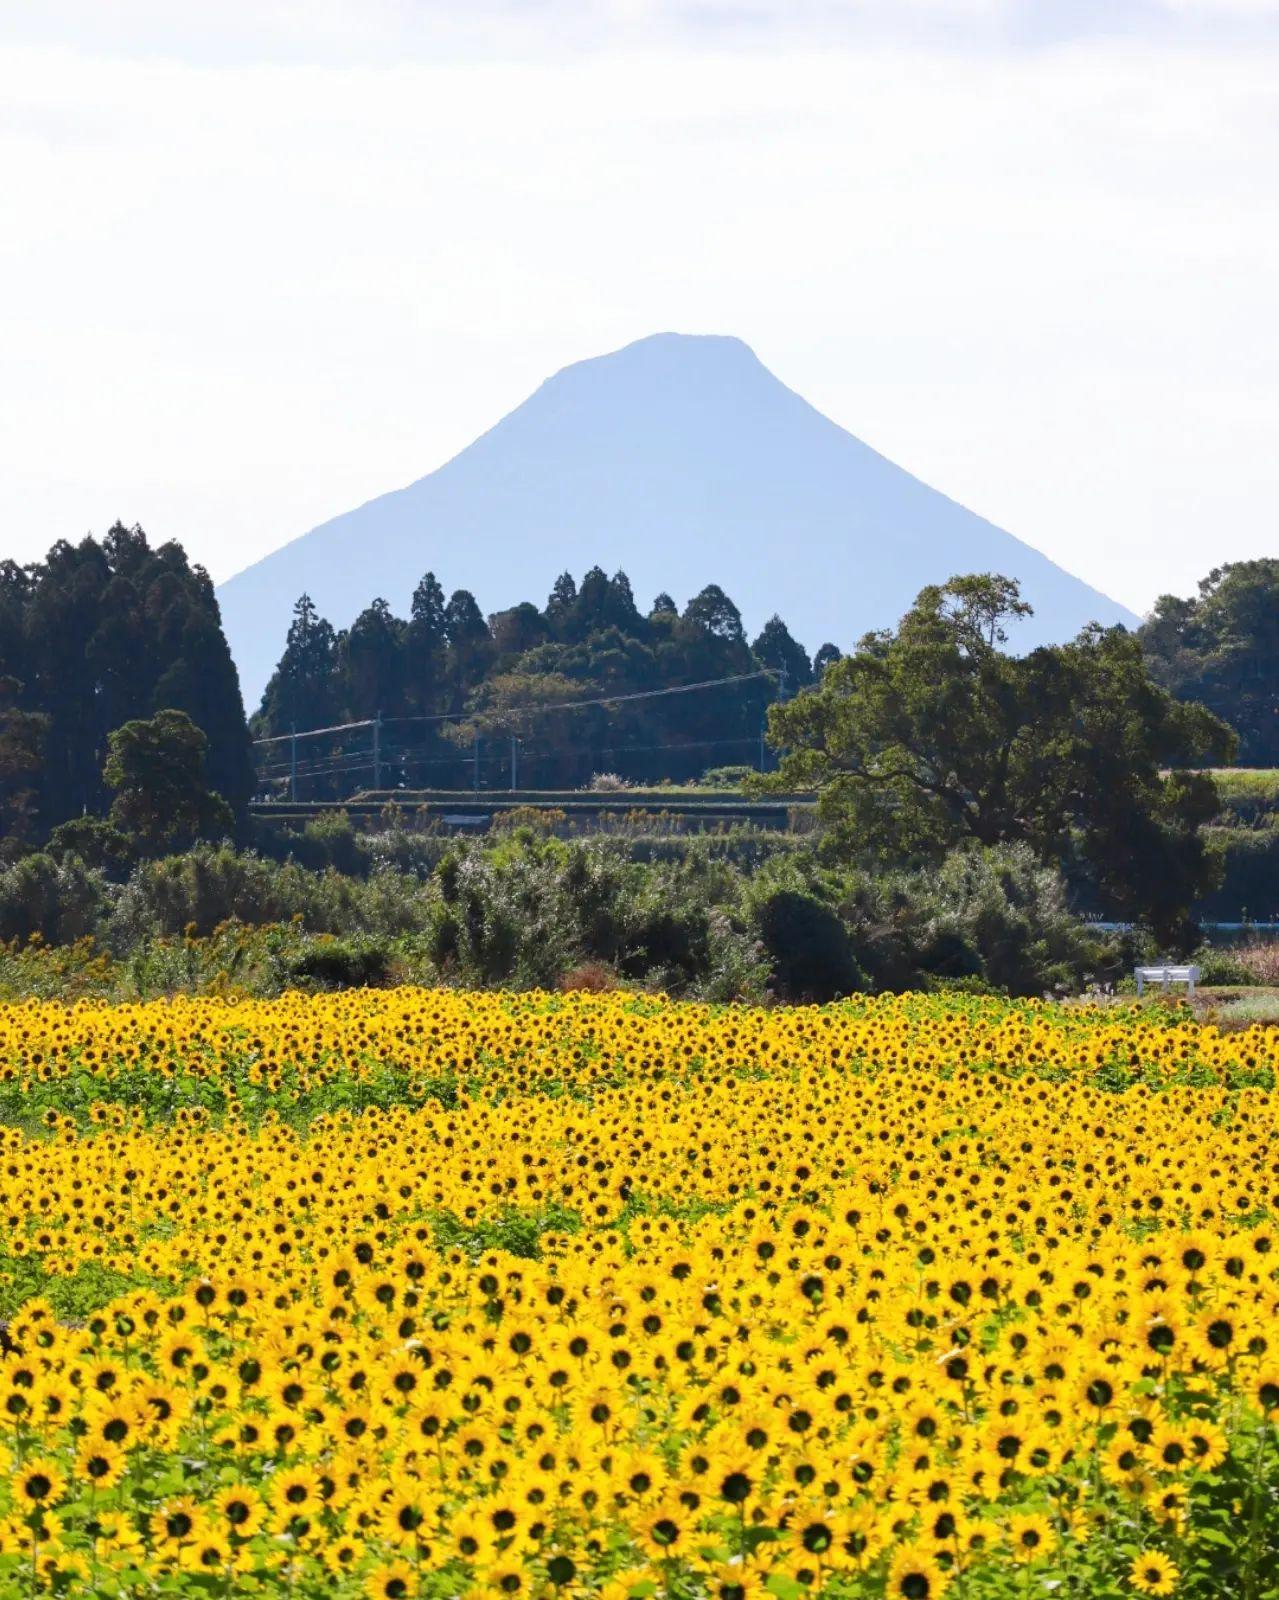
218,332,1139,707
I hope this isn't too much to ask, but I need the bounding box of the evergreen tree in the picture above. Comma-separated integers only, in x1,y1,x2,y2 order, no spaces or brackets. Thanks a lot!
0,678,48,855
684,584,745,644
751,615,814,690
573,566,614,640
152,610,255,820
442,590,493,707
444,589,489,648
490,602,549,658
253,565,816,789
256,595,339,734
545,573,578,637
0,524,251,831
339,599,405,719
609,570,641,630
405,573,447,714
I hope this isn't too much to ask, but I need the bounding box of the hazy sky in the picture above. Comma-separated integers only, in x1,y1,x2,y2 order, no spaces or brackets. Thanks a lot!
2,0,1276,617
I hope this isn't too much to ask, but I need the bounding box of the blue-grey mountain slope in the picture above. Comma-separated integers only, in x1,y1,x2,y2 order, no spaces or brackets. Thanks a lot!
218,333,1139,709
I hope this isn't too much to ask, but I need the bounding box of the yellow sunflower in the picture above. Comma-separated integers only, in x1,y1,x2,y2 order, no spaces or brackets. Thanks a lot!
1129,1551,1179,1595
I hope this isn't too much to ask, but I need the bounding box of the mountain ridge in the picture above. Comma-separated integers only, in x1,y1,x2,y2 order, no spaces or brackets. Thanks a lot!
218,332,1139,708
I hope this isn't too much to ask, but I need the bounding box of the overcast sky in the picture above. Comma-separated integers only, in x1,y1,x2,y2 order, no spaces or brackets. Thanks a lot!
2,0,1276,617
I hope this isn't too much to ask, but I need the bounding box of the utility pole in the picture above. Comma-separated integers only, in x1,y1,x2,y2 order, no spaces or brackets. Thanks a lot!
289,723,298,802
372,710,382,791
473,731,480,794
761,668,790,774
510,734,518,792
761,666,789,774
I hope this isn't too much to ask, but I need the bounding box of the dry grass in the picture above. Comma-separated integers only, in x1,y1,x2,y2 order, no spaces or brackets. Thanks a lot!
1236,939,1279,986
556,960,619,993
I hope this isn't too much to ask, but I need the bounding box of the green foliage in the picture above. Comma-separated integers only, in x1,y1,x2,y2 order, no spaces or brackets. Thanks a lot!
108,844,430,945
45,814,133,874
764,573,1235,948
0,829,1135,1003
292,809,371,875
697,765,754,790
0,677,48,854
1210,768,1279,828
104,708,235,853
0,853,104,947
256,593,340,734
920,841,1118,995
0,1253,173,1322
0,522,252,829
750,841,1116,999
281,933,394,989
424,835,766,997
1190,943,1255,985
753,887,866,1001
429,1202,582,1261
1141,558,1279,764
253,566,782,792
750,613,813,688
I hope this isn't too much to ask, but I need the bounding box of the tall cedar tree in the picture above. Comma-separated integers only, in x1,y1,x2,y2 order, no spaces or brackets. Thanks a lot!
255,595,339,734
0,676,49,854
0,525,252,831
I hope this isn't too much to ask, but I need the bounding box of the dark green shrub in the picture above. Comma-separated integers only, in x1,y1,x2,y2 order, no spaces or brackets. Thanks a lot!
755,888,866,1001
698,765,753,790
46,817,133,876
0,853,105,946
254,812,373,876
106,845,431,946
282,936,393,989
913,927,984,983
919,845,1111,996
300,812,369,876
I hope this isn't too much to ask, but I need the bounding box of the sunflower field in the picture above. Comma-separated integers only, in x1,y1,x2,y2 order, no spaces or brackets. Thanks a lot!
0,989,1276,1599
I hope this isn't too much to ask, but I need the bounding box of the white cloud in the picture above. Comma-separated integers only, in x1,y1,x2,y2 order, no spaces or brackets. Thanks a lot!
0,7,1275,622
9,2,1279,63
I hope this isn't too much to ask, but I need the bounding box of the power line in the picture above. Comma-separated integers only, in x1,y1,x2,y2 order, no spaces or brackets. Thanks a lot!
253,717,375,748
382,670,776,724
251,670,776,749
259,733,765,783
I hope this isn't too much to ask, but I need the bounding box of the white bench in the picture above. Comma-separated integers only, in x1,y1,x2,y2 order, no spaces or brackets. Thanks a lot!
1135,964,1199,997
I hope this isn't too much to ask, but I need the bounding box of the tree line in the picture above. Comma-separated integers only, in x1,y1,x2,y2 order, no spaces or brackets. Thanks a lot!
0,519,1273,948
253,569,833,793
251,556,1278,801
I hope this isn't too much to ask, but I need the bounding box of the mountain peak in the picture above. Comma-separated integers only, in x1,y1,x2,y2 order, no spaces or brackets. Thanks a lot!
218,338,1139,708
570,330,761,366
535,331,770,402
